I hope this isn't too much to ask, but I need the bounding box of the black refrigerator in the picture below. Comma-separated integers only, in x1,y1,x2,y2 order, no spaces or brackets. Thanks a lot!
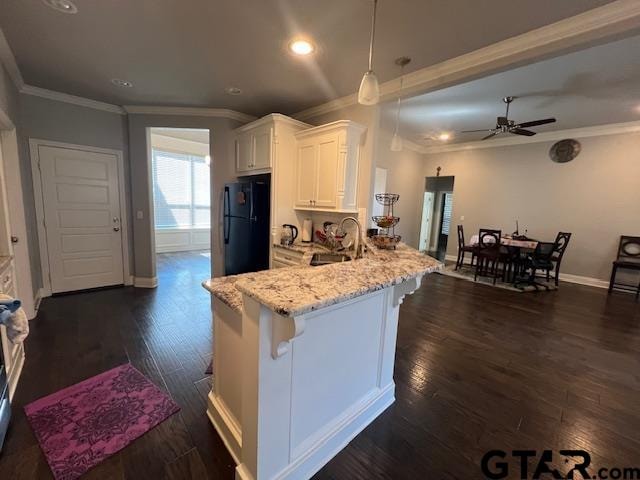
224,176,270,275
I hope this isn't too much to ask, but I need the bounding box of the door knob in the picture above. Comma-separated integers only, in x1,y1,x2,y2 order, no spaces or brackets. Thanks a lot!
10,236,18,244
113,227,120,232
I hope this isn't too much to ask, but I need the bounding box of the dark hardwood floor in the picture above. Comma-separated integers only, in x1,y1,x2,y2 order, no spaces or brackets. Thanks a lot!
1,251,639,479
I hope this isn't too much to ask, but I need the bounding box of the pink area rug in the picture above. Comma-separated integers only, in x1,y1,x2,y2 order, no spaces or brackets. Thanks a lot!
24,364,180,480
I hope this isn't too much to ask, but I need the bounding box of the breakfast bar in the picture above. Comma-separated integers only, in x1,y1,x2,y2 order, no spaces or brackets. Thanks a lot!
203,243,441,480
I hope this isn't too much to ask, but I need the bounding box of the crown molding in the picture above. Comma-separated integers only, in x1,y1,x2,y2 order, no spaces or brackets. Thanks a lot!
294,120,367,139
123,105,256,123
0,28,25,90
294,0,640,121
234,113,311,133
20,85,126,114
398,137,428,154
420,120,640,155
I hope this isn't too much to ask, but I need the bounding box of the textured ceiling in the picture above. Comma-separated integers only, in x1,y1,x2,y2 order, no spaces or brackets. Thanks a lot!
380,34,640,145
0,0,615,116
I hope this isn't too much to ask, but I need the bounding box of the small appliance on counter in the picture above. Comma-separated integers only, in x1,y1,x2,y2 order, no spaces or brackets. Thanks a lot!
280,224,298,246
301,218,313,243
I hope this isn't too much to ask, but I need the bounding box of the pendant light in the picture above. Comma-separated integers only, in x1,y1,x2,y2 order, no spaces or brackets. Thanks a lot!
358,0,380,105
390,56,410,151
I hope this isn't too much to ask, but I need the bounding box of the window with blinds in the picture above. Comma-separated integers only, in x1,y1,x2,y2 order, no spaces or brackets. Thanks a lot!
152,149,210,229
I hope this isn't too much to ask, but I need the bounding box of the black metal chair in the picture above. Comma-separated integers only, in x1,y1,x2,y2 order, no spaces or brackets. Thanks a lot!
608,236,640,299
545,232,571,286
455,225,477,270
475,229,502,284
516,241,555,290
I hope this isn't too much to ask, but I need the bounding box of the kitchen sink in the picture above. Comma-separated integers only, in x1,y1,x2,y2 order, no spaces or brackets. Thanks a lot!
309,253,352,266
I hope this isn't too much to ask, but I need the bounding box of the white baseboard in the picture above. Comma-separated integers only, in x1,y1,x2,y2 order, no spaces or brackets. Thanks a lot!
125,275,134,286
133,276,158,288
33,288,46,316
222,384,395,480
557,273,608,289
443,254,609,289
208,392,242,465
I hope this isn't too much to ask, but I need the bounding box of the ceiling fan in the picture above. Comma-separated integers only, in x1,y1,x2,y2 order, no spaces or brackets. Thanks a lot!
462,96,556,140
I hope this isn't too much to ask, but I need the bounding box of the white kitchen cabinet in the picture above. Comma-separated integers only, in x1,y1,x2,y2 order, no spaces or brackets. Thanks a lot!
271,245,304,268
294,120,366,213
235,132,253,173
234,123,273,174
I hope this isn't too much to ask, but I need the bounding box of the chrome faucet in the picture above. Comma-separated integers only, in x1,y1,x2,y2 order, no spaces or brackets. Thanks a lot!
338,216,365,259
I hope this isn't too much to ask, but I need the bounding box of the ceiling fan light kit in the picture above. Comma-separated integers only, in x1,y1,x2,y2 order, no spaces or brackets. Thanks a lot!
358,0,380,106
462,96,557,140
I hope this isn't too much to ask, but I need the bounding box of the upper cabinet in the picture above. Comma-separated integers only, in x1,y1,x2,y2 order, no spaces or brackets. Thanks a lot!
235,123,274,174
294,121,366,213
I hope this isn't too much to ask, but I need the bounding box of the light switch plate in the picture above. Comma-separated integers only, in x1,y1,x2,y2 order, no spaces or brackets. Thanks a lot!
137,210,144,219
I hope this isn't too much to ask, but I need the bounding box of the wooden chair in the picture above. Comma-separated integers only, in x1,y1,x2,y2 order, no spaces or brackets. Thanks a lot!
545,232,571,286
608,236,640,299
455,225,477,270
474,229,502,284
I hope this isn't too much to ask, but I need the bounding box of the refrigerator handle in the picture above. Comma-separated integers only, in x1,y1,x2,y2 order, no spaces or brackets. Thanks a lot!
224,186,230,244
249,184,257,222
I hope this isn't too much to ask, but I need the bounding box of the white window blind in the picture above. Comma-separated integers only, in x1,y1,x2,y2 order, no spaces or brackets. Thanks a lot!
152,149,210,229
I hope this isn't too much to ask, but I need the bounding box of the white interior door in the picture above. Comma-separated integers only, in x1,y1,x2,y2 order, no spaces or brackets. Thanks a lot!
419,192,434,252
38,145,124,293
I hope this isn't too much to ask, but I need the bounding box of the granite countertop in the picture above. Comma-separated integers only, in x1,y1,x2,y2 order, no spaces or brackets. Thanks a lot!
203,242,442,317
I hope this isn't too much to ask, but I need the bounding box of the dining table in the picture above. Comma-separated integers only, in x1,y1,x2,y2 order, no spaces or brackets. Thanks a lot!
469,234,538,250
469,234,539,283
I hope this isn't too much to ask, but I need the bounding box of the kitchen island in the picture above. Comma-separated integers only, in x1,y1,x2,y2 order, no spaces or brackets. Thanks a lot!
203,243,441,480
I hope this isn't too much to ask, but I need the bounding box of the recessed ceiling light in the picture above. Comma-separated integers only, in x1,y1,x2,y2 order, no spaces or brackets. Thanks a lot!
438,132,452,141
289,39,315,56
111,78,133,88
42,0,78,14
225,87,243,96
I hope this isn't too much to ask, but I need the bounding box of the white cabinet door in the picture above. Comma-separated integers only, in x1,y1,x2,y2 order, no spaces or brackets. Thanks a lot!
252,126,272,170
39,145,124,293
315,137,339,208
295,143,317,207
236,133,253,173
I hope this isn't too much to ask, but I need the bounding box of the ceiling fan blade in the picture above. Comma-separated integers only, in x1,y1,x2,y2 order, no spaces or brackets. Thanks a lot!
517,118,556,128
482,132,498,140
511,128,536,136
461,129,491,133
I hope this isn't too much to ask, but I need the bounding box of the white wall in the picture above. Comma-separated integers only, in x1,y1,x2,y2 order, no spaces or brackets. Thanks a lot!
422,131,640,282
374,127,425,249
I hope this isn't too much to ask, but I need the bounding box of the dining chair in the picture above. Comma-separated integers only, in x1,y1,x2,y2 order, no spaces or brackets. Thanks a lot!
455,225,477,270
546,232,571,286
474,229,502,284
516,241,556,290
608,235,640,299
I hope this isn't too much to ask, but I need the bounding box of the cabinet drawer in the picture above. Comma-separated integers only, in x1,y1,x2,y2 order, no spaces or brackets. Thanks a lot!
272,248,304,265
271,260,290,269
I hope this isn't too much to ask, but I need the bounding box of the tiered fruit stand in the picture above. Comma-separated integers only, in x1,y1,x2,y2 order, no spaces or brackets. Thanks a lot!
371,193,401,249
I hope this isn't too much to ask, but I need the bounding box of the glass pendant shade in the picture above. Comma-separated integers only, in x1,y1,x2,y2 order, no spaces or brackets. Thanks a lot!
390,132,403,151
358,70,380,105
